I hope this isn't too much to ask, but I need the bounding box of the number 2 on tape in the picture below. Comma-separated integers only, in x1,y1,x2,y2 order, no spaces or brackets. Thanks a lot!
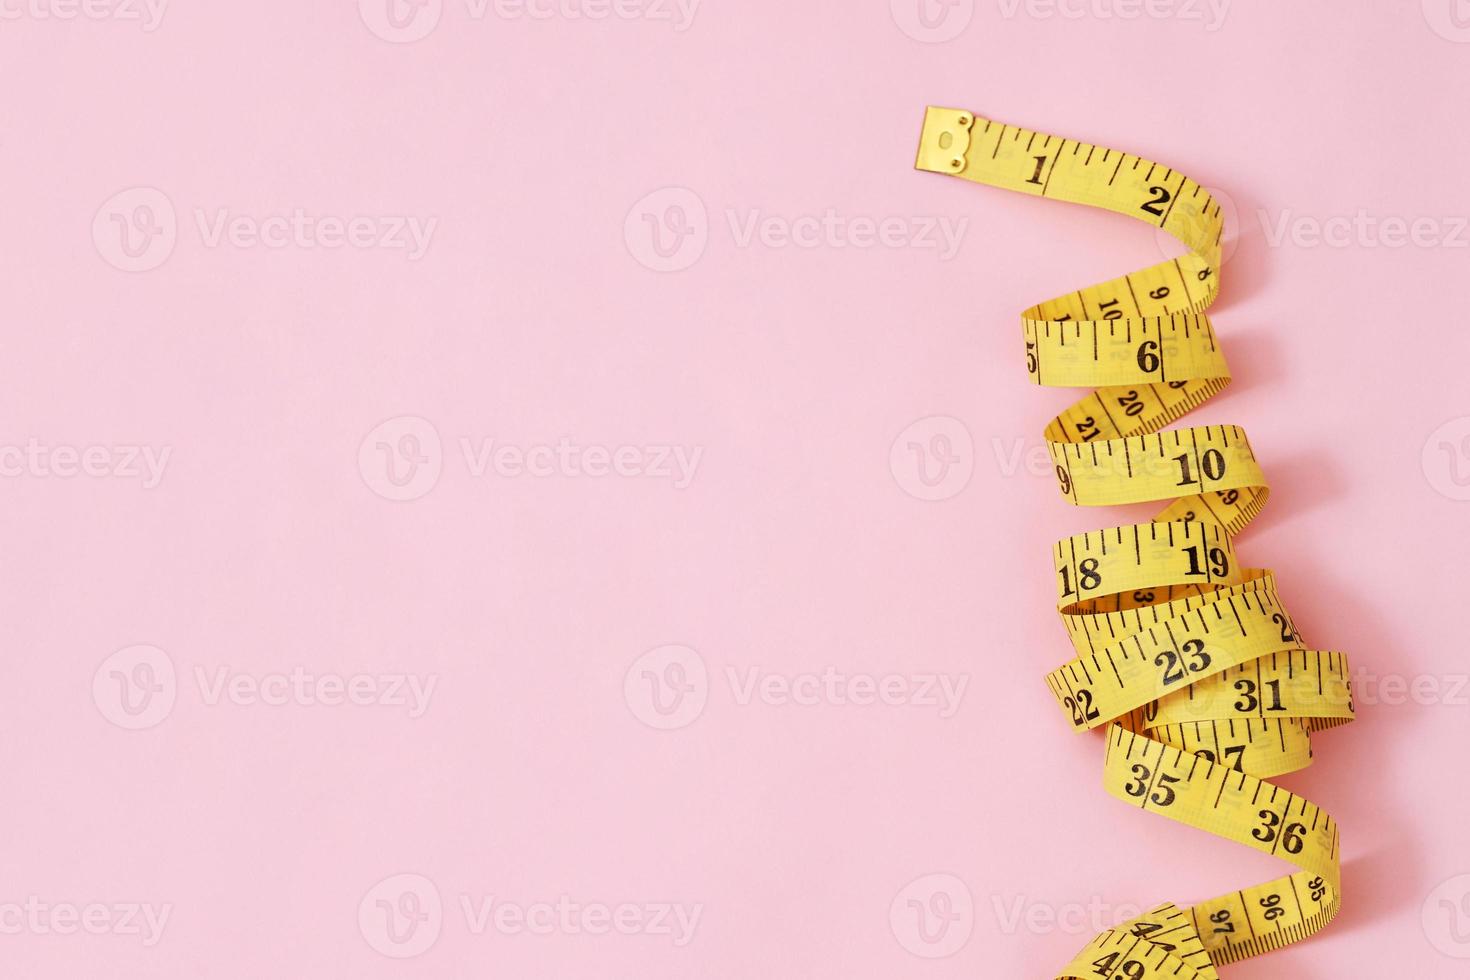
914,107,1357,978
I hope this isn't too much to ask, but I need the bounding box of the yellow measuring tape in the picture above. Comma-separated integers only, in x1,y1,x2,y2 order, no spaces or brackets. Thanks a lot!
914,107,1355,978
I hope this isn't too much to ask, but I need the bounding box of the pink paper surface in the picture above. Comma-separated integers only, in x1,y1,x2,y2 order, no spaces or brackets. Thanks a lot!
2,1,1467,976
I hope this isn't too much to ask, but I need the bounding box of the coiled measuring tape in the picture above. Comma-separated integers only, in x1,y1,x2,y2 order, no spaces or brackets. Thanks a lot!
914,107,1356,978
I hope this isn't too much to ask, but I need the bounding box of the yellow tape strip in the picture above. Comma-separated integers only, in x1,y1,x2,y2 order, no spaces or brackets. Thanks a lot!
915,106,1355,977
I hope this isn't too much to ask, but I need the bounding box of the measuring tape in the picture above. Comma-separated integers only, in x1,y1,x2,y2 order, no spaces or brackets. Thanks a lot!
914,107,1356,978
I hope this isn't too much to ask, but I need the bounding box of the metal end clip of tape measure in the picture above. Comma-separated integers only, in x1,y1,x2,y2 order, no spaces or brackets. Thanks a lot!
914,106,1356,978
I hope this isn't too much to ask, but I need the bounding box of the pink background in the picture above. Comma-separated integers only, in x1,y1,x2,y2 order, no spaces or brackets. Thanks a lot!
3,1,1468,976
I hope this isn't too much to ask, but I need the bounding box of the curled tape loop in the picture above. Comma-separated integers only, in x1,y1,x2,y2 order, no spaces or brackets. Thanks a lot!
916,107,1354,977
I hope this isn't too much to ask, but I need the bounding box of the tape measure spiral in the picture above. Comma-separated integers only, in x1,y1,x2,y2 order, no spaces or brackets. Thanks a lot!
914,107,1356,978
